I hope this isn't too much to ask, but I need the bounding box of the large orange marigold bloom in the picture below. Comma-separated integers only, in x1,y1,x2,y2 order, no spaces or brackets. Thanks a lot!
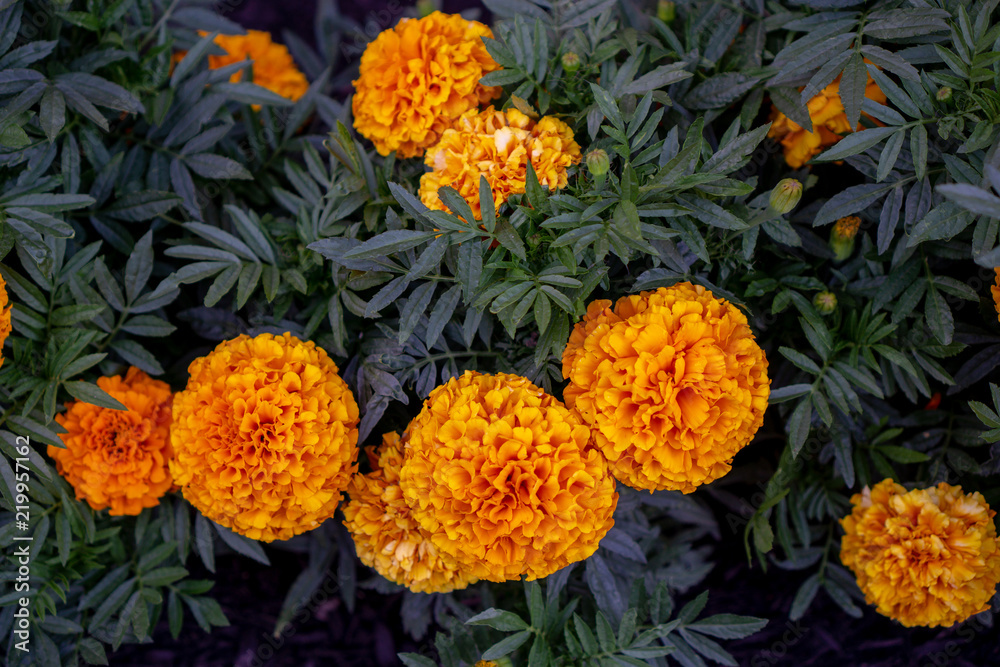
992,268,1000,323
841,479,1000,628
352,12,501,158
398,371,618,582
170,333,359,542
344,432,477,593
563,283,770,493
768,72,887,168
196,31,309,103
419,107,582,219
49,368,173,516
0,271,11,369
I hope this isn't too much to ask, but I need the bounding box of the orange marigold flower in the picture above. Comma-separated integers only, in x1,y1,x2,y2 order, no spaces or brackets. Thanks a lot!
49,368,173,516
418,106,581,219
191,31,309,103
563,283,770,493
767,72,887,168
0,271,11,370
170,333,359,542
992,268,1000,323
352,12,501,158
398,371,618,582
840,479,1000,628
344,432,477,593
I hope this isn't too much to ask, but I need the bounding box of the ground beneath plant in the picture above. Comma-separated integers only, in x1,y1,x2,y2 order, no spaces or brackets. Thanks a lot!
110,530,999,667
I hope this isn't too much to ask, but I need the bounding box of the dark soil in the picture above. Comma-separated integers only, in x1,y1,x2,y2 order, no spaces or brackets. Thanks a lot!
111,525,1000,667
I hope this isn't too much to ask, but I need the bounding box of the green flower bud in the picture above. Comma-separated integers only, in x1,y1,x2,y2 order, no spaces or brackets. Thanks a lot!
586,149,610,177
936,86,953,103
768,178,802,215
829,216,860,261
561,51,581,73
813,291,838,315
657,0,676,23
416,0,436,18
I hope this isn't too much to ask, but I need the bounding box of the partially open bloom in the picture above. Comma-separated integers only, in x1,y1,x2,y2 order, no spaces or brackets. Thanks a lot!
992,268,1000,323
830,215,861,261
170,333,359,542
399,371,618,582
352,12,501,158
49,368,173,516
768,72,887,168
0,272,11,369
344,432,477,593
563,283,770,493
841,479,1000,627
419,107,581,218
195,31,309,103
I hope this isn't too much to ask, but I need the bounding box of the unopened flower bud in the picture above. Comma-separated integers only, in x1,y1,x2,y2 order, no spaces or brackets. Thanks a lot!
561,51,580,73
936,86,953,103
830,216,860,261
813,291,837,315
586,149,610,177
768,178,802,215
657,0,676,23
416,0,436,18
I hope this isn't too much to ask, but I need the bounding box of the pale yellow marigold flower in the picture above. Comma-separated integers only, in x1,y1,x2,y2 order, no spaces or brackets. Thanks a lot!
49,368,174,516
170,333,359,542
352,12,501,158
418,106,582,219
563,283,770,493
344,431,477,593
841,479,1000,628
0,271,10,369
398,371,618,582
768,72,887,169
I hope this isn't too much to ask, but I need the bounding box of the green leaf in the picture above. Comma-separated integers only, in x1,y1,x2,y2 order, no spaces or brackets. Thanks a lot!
467,608,530,632
213,522,270,564
79,638,109,665
839,52,867,131
482,630,532,660
787,399,813,457
876,445,930,463
589,82,624,131
686,614,767,639
814,127,897,162
104,191,182,222
63,381,127,411
495,218,527,260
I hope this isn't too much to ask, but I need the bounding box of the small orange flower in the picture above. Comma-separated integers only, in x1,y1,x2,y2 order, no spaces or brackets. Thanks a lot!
0,271,11,369
179,31,309,103
841,479,1000,627
399,371,618,582
992,268,1000,323
564,283,770,493
833,216,861,241
344,432,477,593
49,368,174,516
419,107,581,219
352,12,501,158
768,72,887,168
170,333,359,542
